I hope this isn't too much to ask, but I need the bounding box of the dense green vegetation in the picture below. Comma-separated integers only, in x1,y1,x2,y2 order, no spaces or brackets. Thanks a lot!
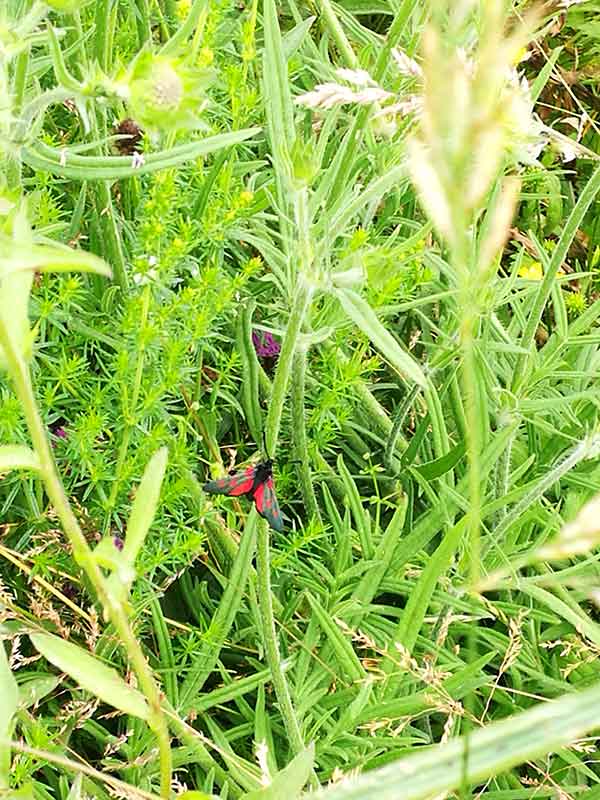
3,0,600,798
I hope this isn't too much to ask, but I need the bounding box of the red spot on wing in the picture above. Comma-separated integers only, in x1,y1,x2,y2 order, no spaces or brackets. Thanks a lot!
206,464,283,532
252,477,283,532
204,466,256,497
226,466,256,496
252,481,266,512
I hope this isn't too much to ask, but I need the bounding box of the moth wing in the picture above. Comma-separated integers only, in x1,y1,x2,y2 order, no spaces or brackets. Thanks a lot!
204,466,256,497
252,476,283,532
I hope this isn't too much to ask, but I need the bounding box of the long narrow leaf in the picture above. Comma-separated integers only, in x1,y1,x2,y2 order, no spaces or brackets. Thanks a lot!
0,445,41,473
29,632,149,720
262,0,295,159
305,593,365,684
21,128,260,180
179,511,258,712
336,288,427,387
3,242,111,278
123,448,168,566
382,517,465,679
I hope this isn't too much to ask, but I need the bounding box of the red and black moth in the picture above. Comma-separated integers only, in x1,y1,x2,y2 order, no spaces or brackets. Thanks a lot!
203,458,283,532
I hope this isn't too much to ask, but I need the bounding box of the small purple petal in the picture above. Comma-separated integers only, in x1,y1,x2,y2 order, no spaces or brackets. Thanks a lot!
263,332,281,355
50,426,68,446
113,536,124,552
252,330,281,359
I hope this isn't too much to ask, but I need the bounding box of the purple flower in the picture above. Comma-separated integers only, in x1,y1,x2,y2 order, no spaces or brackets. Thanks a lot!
50,425,68,447
113,536,124,552
252,330,281,359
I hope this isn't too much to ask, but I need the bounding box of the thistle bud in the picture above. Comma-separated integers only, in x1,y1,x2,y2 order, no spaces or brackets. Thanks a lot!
118,52,214,132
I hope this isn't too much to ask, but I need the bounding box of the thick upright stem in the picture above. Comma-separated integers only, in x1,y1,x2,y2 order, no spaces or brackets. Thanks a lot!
291,346,320,521
264,279,313,455
259,184,315,773
256,518,305,755
459,308,482,587
94,0,112,73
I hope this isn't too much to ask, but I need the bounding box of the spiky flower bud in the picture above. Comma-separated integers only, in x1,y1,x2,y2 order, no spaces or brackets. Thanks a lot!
117,52,214,132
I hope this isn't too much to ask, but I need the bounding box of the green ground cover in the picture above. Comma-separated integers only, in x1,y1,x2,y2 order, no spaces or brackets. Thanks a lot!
3,0,600,798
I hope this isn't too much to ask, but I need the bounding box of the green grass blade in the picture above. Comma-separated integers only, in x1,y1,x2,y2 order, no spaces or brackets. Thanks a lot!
337,454,372,560
349,498,407,625
382,517,466,680
190,668,271,716
179,512,258,712
148,595,179,708
335,289,427,387
305,592,366,684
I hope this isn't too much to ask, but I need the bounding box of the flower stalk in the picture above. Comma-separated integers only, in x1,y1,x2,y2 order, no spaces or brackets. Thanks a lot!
258,156,315,772
291,346,321,522
256,516,305,756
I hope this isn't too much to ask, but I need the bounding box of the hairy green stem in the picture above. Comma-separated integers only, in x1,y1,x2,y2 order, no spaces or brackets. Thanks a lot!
259,286,312,763
264,181,314,454
68,11,89,79
489,434,600,556
92,179,128,293
452,211,480,797
94,0,111,72
0,320,173,798
318,0,359,68
264,279,313,455
256,518,306,755
89,0,127,295
291,346,321,521
494,427,515,522
460,310,482,587
134,0,152,47
258,179,315,775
